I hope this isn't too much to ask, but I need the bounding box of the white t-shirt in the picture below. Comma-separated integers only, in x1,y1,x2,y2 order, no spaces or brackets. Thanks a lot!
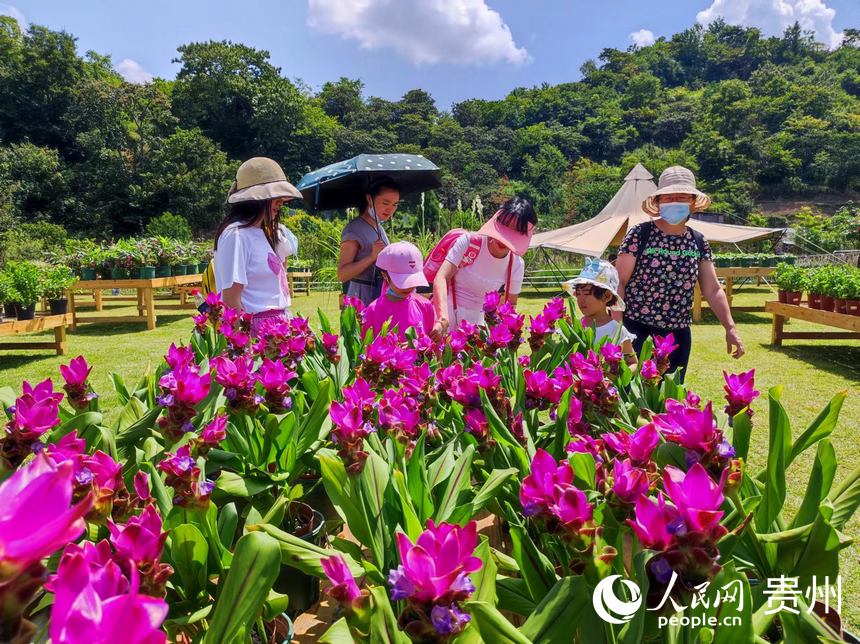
589,319,636,345
214,223,296,314
445,234,525,325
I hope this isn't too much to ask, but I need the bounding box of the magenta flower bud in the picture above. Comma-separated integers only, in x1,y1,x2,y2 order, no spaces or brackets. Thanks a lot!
611,458,651,504
0,454,92,576
662,463,726,534
640,359,660,382
59,355,92,387
723,369,760,417
108,505,168,567
322,554,362,605
164,343,196,371
628,492,680,550
653,400,719,454
652,333,678,364
389,520,481,604
520,448,574,515
463,408,489,440
200,415,228,446
134,471,152,503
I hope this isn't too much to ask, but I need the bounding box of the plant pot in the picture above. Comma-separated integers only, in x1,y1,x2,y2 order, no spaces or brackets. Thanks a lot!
808,293,822,309
273,502,324,617
110,267,129,280
298,472,339,522
138,266,156,279
847,299,860,316
778,290,786,303
15,303,36,320
81,267,98,281
172,264,187,276
820,295,835,312
155,265,172,278
183,264,198,275
834,298,848,315
49,298,68,315
198,262,209,274
265,613,294,644
785,256,796,265
784,291,802,306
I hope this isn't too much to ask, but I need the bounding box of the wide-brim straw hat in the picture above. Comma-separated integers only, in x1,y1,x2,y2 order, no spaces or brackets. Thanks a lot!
642,165,710,216
227,157,303,204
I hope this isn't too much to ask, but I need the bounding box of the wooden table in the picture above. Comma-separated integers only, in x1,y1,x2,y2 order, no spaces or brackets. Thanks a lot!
766,301,860,346
0,313,71,355
693,267,775,323
68,274,202,330
287,271,312,296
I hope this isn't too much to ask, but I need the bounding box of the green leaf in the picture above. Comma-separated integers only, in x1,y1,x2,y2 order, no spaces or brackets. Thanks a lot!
788,391,846,466
214,471,273,498
368,586,410,643
261,589,290,620
434,444,474,523
828,462,860,531
319,617,357,643
406,435,434,523
451,468,517,525
217,502,239,549
0,386,16,410
790,439,836,529
496,577,536,616
392,470,423,540
169,524,209,600
359,450,391,569
254,523,364,578
788,501,852,583
729,410,752,462
755,387,790,531
465,601,532,644
569,452,596,490
509,525,557,603
519,576,591,643
109,372,131,405
204,531,282,644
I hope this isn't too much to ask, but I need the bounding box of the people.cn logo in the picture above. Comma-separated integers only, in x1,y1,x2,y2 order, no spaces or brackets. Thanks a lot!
592,575,643,624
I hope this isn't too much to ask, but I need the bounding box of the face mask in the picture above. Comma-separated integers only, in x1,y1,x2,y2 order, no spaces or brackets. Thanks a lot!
659,202,690,225
386,287,406,300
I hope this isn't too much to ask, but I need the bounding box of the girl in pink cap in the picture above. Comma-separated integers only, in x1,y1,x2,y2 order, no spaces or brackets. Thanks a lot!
362,242,436,336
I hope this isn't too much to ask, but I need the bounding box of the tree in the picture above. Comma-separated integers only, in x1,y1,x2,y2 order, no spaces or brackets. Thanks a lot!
317,77,364,123
0,143,66,223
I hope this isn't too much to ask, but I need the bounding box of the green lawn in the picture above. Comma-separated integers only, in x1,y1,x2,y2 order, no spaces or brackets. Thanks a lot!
1,284,858,629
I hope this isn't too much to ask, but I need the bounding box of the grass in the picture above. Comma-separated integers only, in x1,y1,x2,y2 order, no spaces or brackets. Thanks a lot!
1,283,858,629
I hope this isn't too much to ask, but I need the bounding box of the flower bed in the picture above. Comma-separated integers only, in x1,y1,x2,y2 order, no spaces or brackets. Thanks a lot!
0,292,857,643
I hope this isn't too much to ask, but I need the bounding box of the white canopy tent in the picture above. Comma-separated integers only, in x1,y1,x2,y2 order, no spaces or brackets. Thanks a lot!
530,163,783,256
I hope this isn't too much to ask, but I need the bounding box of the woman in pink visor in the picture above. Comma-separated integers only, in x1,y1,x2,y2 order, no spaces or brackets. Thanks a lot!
430,196,536,338
362,241,436,336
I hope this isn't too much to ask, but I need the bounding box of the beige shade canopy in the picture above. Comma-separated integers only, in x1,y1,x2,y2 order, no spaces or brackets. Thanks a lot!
530,163,783,256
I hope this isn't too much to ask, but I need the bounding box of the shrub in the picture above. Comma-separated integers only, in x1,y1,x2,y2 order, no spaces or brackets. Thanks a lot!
4,260,43,305
774,263,805,291
41,265,75,300
146,212,192,241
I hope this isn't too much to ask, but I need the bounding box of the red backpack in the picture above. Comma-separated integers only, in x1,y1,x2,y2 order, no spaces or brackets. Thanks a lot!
424,229,514,312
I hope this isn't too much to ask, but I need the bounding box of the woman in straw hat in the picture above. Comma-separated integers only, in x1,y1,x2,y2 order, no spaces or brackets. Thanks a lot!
616,166,744,381
213,157,302,334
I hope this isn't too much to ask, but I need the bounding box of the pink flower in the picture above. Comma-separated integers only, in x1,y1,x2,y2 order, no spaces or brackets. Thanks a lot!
488,322,514,349
7,391,62,441
662,464,726,534
653,333,678,367
108,505,168,568
200,415,227,446
0,453,92,574
640,359,660,383
322,554,362,605
463,408,489,440
134,471,152,503
169,366,210,407
257,358,295,413
653,400,720,454
483,291,501,314
571,351,604,388
628,492,682,550
342,378,376,411
379,390,422,441
554,486,593,529
59,355,92,387
600,343,623,366
611,459,651,504
520,448,573,516
388,521,481,604
21,378,64,404
603,423,660,464
164,344,196,371
49,548,167,644
723,369,760,418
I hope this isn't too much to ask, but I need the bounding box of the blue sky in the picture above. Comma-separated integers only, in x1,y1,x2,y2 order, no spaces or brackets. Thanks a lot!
5,0,859,110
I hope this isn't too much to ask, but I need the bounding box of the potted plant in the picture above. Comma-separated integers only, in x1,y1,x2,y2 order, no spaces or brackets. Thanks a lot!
272,500,325,617
179,242,198,275
195,242,212,275
775,263,804,305
133,238,158,279
5,261,43,320
819,266,837,312
41,265,76,315
845,273,860,316
153,237,175,277
79,244,104,281
0,271,14,322
805,267,825,309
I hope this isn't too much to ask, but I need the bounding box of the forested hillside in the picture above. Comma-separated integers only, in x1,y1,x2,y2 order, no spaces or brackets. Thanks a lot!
1,17,857,237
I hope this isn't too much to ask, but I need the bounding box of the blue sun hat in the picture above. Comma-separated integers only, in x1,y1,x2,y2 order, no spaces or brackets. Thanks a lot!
563,258,626,311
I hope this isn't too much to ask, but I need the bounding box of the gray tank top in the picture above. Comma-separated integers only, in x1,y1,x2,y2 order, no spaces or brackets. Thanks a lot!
341,216,390,282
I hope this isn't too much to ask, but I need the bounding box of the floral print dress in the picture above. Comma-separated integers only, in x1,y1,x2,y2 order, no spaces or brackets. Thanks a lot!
618,222,713,329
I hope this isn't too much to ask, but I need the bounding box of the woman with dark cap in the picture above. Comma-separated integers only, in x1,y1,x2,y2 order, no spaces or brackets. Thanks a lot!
430,196,536,338
337,178,401,306
213,157,301,334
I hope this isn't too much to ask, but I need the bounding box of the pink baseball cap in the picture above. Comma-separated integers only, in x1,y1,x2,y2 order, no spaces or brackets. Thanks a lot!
477,210,535,256
376,241,429,290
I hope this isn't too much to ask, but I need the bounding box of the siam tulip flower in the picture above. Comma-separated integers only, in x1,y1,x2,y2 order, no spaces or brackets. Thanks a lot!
565,433,603,460
59,356,97,410
322,554,363,606
49,550,167,644
600,343,623,374
611,458,651,504
164,343,195,371
219,321,250,352
662,464,727,537
518,355,530,367
527,298,565,352
211,354,261,411
342,295,366,314
193,310,208,332
329,399,374,474
640,359,660,385
156,365,211,441
108,505,172,595
357,334,419,388
379,390,422,453
321,333,341,364
571,351,604,389
723,369,760,419
652,333,678,373
199,415,228,449
603,423,660,464
203,291,224,324
566,395,588,436
256,358,295,413
157,446,212,509
482,291,502,325
554,485,594,530
2,390,63,466
487,322,515,351
685,390,702,409
628,492,682,550
524,369,556,410
653,400,721,456
431,604,471,636
463,408,490,442
20,378,64,404
520,448,574,517
342,378,376,412
133,471,152,505
0,453,92,577
388,520,481,604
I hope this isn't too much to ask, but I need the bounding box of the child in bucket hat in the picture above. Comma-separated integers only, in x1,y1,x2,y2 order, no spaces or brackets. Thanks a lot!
564,259,637,367
362,241,436,335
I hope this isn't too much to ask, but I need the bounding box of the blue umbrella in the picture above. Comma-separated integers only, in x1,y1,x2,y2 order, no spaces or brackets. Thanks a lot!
296,153,442,211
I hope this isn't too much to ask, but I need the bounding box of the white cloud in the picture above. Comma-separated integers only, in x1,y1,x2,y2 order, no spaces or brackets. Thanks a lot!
0,4,26,27
307,0,529,66
629,29,655,47
697,0,843,49
114,58,154,84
